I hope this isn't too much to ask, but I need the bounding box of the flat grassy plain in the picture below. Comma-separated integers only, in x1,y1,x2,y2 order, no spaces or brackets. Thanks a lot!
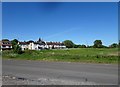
2,48,119,64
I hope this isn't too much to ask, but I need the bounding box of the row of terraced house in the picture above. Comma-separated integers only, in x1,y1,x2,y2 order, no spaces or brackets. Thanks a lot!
0,38,66,51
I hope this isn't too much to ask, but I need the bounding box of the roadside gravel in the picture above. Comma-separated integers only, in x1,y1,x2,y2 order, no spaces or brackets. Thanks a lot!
2,74,98,85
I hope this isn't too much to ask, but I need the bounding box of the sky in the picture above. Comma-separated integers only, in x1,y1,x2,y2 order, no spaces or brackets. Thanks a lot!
2,2,118,46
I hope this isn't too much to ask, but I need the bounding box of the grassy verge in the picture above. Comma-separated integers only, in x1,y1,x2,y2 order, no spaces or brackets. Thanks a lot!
2,48,119,64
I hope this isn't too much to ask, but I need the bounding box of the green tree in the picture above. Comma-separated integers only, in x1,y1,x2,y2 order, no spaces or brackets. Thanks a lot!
102,45,108,48
13,45,22,54
11,39,22,54
11,39,18,45
93,40,103,48
74,44,80,48
80,45,86,48
109,43,118,48
11,39,19,49
86,45,93,48
63,40,74,48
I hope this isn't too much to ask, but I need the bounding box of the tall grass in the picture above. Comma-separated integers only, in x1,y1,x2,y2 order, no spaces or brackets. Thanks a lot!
2,48,118,64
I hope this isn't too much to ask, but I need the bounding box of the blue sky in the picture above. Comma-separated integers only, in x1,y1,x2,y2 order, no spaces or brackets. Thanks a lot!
2,2,118,46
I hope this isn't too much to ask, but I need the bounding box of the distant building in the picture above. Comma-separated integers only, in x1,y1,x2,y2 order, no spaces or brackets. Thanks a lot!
18,42,29,51
18,38,66,51
46,42,66,49
0,39,12,51
1,38,66,51
18,38,48,51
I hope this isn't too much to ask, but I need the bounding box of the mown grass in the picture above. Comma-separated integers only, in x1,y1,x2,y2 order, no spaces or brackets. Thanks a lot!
2,48,119,64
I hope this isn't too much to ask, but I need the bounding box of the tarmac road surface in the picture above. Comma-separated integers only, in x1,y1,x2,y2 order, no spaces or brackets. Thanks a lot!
2,59,118,85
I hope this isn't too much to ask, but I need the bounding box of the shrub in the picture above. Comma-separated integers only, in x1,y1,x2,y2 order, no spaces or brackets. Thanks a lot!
13,45,23,54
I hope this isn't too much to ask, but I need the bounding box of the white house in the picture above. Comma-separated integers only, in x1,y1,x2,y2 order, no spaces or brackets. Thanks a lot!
18,38,47,51
46,42,66,49
18,42,29,50
0,40,12,51
18,38,66,51
0,38,66,51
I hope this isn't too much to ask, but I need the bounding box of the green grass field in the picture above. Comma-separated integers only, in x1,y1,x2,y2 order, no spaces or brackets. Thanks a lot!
2,48,119,64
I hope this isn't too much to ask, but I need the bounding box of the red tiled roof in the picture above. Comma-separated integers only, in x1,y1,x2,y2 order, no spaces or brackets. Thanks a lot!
46,42,64,45
19,42,29,45
0,41,12,46
2,44,12,46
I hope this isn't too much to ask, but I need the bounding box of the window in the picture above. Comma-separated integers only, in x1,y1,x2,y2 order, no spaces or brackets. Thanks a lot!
2,45,6,47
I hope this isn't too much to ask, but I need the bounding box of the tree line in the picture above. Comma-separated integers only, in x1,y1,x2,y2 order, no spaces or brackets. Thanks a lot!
63,40,119,48
1,39,119,54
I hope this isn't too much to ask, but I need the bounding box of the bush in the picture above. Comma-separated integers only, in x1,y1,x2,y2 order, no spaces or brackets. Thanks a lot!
13,45,23,54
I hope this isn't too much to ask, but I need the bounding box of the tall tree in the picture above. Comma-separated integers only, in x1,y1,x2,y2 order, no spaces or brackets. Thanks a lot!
11,39,19,49
11,39,22,54
63,40,74,48
11,39,18,45
93,40,103,48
